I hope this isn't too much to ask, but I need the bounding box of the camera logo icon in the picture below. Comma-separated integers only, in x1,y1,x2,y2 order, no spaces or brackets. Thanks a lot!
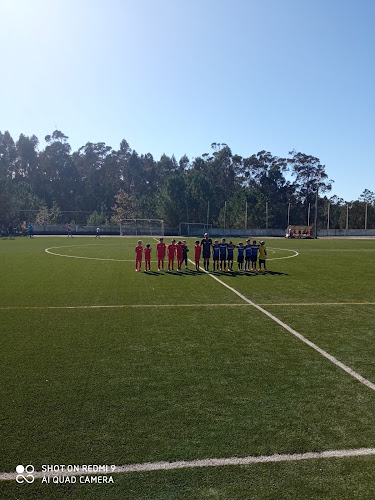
16,464,35,484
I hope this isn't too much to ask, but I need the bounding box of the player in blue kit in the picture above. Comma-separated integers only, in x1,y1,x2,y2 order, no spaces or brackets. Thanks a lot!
212,240,220,271
251,240,260,271
227,241,235,271
244,238,252,271
219,238,228,271
237,242,245,270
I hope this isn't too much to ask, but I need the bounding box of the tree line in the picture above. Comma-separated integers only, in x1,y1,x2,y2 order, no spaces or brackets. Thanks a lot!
1,130,374,230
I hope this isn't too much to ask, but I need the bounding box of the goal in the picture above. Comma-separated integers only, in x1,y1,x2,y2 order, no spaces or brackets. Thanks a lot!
179,222,212,237
119,219,164,236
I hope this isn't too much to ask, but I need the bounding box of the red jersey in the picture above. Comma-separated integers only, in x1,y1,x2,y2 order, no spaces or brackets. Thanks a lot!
167,244,176,259
156,242,166,258
144,247,151,260
194,244,202,260
176,243,183,259
135,245,143,260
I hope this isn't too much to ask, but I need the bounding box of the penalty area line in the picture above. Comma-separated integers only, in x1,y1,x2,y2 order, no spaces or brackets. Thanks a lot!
1,447,375,480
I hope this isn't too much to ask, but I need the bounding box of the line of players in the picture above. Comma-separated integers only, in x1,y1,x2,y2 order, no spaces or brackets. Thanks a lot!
135,234,268,272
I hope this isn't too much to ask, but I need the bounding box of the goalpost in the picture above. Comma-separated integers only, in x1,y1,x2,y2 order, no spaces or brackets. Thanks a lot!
119,219,164,236
179,222,212,237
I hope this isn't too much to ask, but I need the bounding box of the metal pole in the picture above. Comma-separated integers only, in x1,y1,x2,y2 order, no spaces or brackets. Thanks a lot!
206,200,210,228
287,202,290,226
266,202,268,230
245,201,248,234
308,203,310,226
314,184,318,239
365,203,368,231
346,203,349,230
223,201,226,236
327,201,330,230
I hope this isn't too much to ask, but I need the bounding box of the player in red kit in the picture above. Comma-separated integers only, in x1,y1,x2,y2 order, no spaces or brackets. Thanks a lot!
144,244,152,271
167,239,177,271
135,240,143,271
156,237,166,271
176,241,183,270
194,240,202,271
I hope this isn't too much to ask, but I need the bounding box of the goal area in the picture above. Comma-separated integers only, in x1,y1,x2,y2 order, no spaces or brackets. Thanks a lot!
179,222,212,237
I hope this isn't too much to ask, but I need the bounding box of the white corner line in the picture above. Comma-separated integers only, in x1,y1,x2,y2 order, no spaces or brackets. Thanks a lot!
1,447,375,480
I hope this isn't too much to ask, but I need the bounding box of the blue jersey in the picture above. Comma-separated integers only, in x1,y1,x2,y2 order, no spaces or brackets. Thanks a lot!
251,244,260,257
212,244,220,257
244,244,252,257
219,243,227,256
237,246,245,257
227,246,234,258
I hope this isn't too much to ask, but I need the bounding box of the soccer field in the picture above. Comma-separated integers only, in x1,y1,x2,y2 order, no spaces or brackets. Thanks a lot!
1,236,375,499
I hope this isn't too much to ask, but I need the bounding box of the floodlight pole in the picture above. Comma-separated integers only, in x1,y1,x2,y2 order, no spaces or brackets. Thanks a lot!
223,201,227,236
365,203,368,231
346,203,349,231
245,201,248,233
327,201,330,230
266,202,268,230
287,202,290,226
314,181,318,239
307,203,311,226
206,200,210,228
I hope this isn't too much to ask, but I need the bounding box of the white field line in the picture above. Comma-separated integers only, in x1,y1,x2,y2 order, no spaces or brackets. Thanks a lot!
266,247,299,260
0,303,248,311
182,250,375,392
264,302,375,307
1,302,375,311
1,447,375,480
45,245,299,262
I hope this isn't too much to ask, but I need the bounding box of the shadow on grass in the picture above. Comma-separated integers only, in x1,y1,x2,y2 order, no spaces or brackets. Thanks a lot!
143,269,288,277
143,269,204,277
222,269,288,278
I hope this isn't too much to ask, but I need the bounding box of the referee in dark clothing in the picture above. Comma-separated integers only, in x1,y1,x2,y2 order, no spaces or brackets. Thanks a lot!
201,233,212,271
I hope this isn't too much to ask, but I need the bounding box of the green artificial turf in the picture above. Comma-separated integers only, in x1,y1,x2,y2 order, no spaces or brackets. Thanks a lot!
1,235,375,499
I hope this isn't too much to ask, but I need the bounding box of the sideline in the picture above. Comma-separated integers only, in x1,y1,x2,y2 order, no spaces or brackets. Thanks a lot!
1,447,375,480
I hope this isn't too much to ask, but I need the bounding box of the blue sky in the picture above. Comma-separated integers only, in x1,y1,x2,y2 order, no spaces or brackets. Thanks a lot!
1,0,374,201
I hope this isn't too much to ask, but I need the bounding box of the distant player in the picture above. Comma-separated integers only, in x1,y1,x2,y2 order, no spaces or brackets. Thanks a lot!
237,242,245,270
95,227,100,239
167,239,177,271
135,240,143,271
227,241,235,271
251,240,260,271
67,225,73,237
28,224,33,238
194,240,201,271
182,240,189,270
212,240,220,271
258,241,267,271
244,238,252,271
219,238,228,271
144,244,151,271
176,241,184,270
156,237,166,271
201,233,212,271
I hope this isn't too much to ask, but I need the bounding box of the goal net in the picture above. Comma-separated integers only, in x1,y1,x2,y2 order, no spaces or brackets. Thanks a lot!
179,222,212,237
119,219,164,236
